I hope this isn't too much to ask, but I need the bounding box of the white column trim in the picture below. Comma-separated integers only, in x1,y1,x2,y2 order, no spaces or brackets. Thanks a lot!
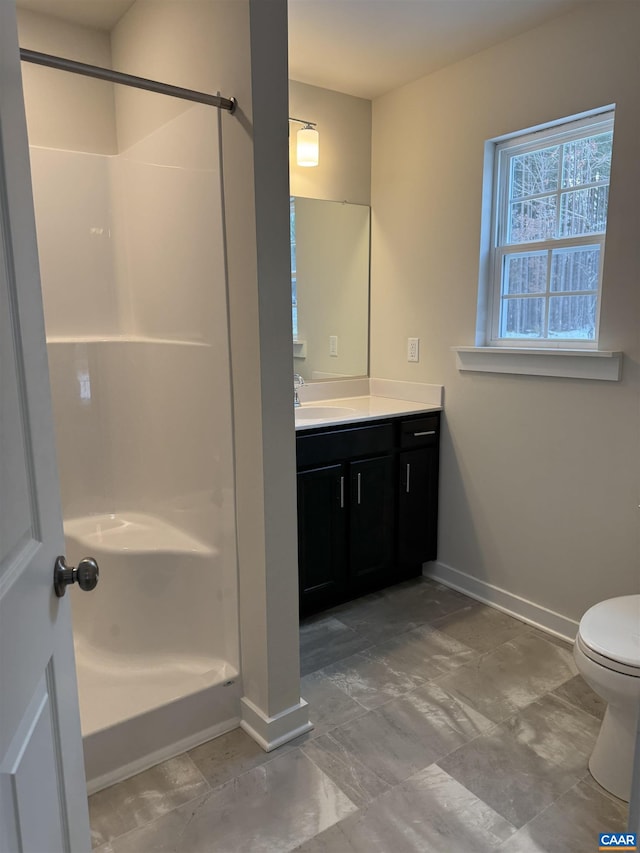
240,696,312,752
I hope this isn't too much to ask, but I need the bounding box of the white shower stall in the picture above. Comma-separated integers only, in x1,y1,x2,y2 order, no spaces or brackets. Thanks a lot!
27,74,241,790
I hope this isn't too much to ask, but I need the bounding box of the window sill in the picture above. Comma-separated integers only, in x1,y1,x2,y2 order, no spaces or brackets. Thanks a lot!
453,346,622,381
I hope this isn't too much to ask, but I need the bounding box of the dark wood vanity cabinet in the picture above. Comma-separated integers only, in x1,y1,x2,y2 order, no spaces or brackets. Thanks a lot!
296,463,348,613
397,416,440,573
296,412,440,616
348,454,396,592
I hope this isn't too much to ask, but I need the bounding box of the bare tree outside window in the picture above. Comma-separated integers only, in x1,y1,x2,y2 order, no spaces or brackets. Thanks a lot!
491,113,614,345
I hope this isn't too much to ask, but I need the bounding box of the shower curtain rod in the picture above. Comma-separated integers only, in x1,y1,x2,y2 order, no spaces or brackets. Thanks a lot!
19,48,237,113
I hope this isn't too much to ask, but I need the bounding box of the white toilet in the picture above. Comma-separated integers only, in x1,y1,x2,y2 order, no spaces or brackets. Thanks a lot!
573,594,640,802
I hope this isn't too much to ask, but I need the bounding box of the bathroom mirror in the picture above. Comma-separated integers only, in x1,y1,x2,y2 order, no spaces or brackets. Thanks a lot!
291,196,370,381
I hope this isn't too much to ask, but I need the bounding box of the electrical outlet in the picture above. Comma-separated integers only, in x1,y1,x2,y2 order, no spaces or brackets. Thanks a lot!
329,335,338,357
407,337,420,362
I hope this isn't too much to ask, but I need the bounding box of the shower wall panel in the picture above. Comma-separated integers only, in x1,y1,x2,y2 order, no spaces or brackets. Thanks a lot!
29,149,120,338
17,8,117,154
30,110,238,668
112,106,225,344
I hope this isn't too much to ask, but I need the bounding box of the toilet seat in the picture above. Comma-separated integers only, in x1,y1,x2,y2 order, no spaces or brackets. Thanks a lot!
577,633,640,677
577,595,640,676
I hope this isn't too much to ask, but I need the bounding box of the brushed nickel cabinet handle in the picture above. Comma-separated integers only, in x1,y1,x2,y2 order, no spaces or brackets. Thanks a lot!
357,472,361,505
413,430,436,437
406,463,411,493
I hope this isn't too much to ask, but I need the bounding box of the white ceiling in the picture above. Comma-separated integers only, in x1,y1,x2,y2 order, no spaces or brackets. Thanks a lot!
288,0,589,99
18,0,590,101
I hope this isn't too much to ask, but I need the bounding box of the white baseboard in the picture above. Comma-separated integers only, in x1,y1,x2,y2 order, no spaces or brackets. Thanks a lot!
240,697,313,752
424,560,579,643
86,716,240,795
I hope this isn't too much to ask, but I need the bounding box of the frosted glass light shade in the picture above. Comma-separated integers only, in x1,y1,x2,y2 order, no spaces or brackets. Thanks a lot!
297,126,319,167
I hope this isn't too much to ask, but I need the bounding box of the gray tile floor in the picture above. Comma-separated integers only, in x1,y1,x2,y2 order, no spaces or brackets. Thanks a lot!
91,578,628,853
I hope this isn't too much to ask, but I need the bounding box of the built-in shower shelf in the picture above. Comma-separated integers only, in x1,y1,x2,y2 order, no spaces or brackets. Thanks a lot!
64,512,215,556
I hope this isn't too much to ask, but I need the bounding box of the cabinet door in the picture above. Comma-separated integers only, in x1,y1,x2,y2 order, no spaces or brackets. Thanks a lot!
349,455,395,593
398,447,439,572
297,464,347,615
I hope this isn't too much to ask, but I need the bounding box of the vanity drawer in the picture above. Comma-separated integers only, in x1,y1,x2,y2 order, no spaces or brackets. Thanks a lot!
399,415,439,449
297,422,394,468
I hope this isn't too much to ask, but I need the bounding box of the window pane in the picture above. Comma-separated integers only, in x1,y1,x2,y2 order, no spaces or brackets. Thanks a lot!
548,294,597,340
561,132,612,189
501,297,545,338
290,197,297,273
551,246,600,293
510,146,559,198
504,252,547,295
559,186,609,236
508,197,556,243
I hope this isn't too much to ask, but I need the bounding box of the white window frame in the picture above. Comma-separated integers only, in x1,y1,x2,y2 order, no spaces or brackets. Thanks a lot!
487,110,614,349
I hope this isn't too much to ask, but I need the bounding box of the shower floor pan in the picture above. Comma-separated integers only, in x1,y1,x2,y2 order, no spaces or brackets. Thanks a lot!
64,512,241,794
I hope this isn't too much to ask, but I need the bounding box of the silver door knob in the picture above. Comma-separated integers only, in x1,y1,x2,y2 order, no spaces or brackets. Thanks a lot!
54,555,99,598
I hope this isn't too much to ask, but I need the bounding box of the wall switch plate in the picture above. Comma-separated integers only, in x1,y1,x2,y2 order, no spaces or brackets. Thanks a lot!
329,335,338,357
407,337,419,362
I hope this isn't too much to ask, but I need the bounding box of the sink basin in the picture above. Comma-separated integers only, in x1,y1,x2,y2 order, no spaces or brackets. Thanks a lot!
295,405,358,421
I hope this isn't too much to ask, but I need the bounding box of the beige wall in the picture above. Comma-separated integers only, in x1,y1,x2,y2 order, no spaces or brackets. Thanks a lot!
17,9,117,153
371,1,640,624
289,79,371,205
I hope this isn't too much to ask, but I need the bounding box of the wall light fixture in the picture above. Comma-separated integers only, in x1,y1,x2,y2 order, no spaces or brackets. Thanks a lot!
289,117,319,167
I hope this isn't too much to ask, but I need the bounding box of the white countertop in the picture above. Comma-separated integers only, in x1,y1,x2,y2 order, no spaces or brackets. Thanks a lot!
294,395,441,430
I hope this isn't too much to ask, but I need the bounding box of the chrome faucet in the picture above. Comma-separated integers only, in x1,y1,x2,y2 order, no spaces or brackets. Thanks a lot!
293,373,305,407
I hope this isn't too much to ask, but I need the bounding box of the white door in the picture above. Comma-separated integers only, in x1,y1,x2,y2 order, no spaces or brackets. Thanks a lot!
0,5,92,852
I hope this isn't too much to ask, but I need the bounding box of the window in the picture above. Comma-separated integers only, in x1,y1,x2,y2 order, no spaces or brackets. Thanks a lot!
488,111,614,347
